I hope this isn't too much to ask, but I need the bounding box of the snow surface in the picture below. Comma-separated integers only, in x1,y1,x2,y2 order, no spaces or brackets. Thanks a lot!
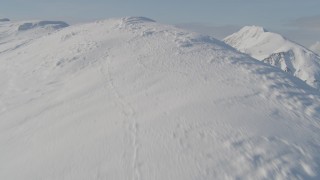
310,41,320,56
224,26,320,90
1,17,320,180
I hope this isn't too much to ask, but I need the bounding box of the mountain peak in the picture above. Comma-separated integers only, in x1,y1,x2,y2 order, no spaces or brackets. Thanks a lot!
224,25,320,90
240,25,268,33
224,25,285,56
232,25,269,39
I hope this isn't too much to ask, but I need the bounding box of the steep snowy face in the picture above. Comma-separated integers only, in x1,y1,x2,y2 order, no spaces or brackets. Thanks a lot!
262,50,295,73
224,26,320,90
310,41,320,55
0,20,69,54
1,17,320,180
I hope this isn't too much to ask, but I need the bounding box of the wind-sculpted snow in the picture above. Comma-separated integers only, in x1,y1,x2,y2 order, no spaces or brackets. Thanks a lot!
0,18,10,22
224,26,320,90
0,17,320,180
17,21,69,31
121,16,156,24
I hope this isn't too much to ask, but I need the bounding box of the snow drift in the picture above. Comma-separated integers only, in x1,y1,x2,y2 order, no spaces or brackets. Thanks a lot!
0,17,320,180
224,26,320,90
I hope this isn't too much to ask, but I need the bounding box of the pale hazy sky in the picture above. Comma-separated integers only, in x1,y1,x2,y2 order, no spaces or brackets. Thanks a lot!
1,0,320,46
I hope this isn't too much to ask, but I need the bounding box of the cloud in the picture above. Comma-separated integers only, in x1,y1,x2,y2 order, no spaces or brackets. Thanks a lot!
175,23,241,40
288,15,320,30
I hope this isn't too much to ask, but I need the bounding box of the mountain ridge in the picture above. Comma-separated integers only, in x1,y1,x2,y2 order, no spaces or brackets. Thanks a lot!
310,41,320,55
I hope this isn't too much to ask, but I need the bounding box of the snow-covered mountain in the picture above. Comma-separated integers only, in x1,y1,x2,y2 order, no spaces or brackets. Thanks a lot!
224,26,320,90
1,17,320,180
310,41,320,55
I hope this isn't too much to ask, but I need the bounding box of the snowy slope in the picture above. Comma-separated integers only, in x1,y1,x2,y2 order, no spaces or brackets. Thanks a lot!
0,20,68,55
1,17,320,180
224,26,320,90
310,41,320,55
